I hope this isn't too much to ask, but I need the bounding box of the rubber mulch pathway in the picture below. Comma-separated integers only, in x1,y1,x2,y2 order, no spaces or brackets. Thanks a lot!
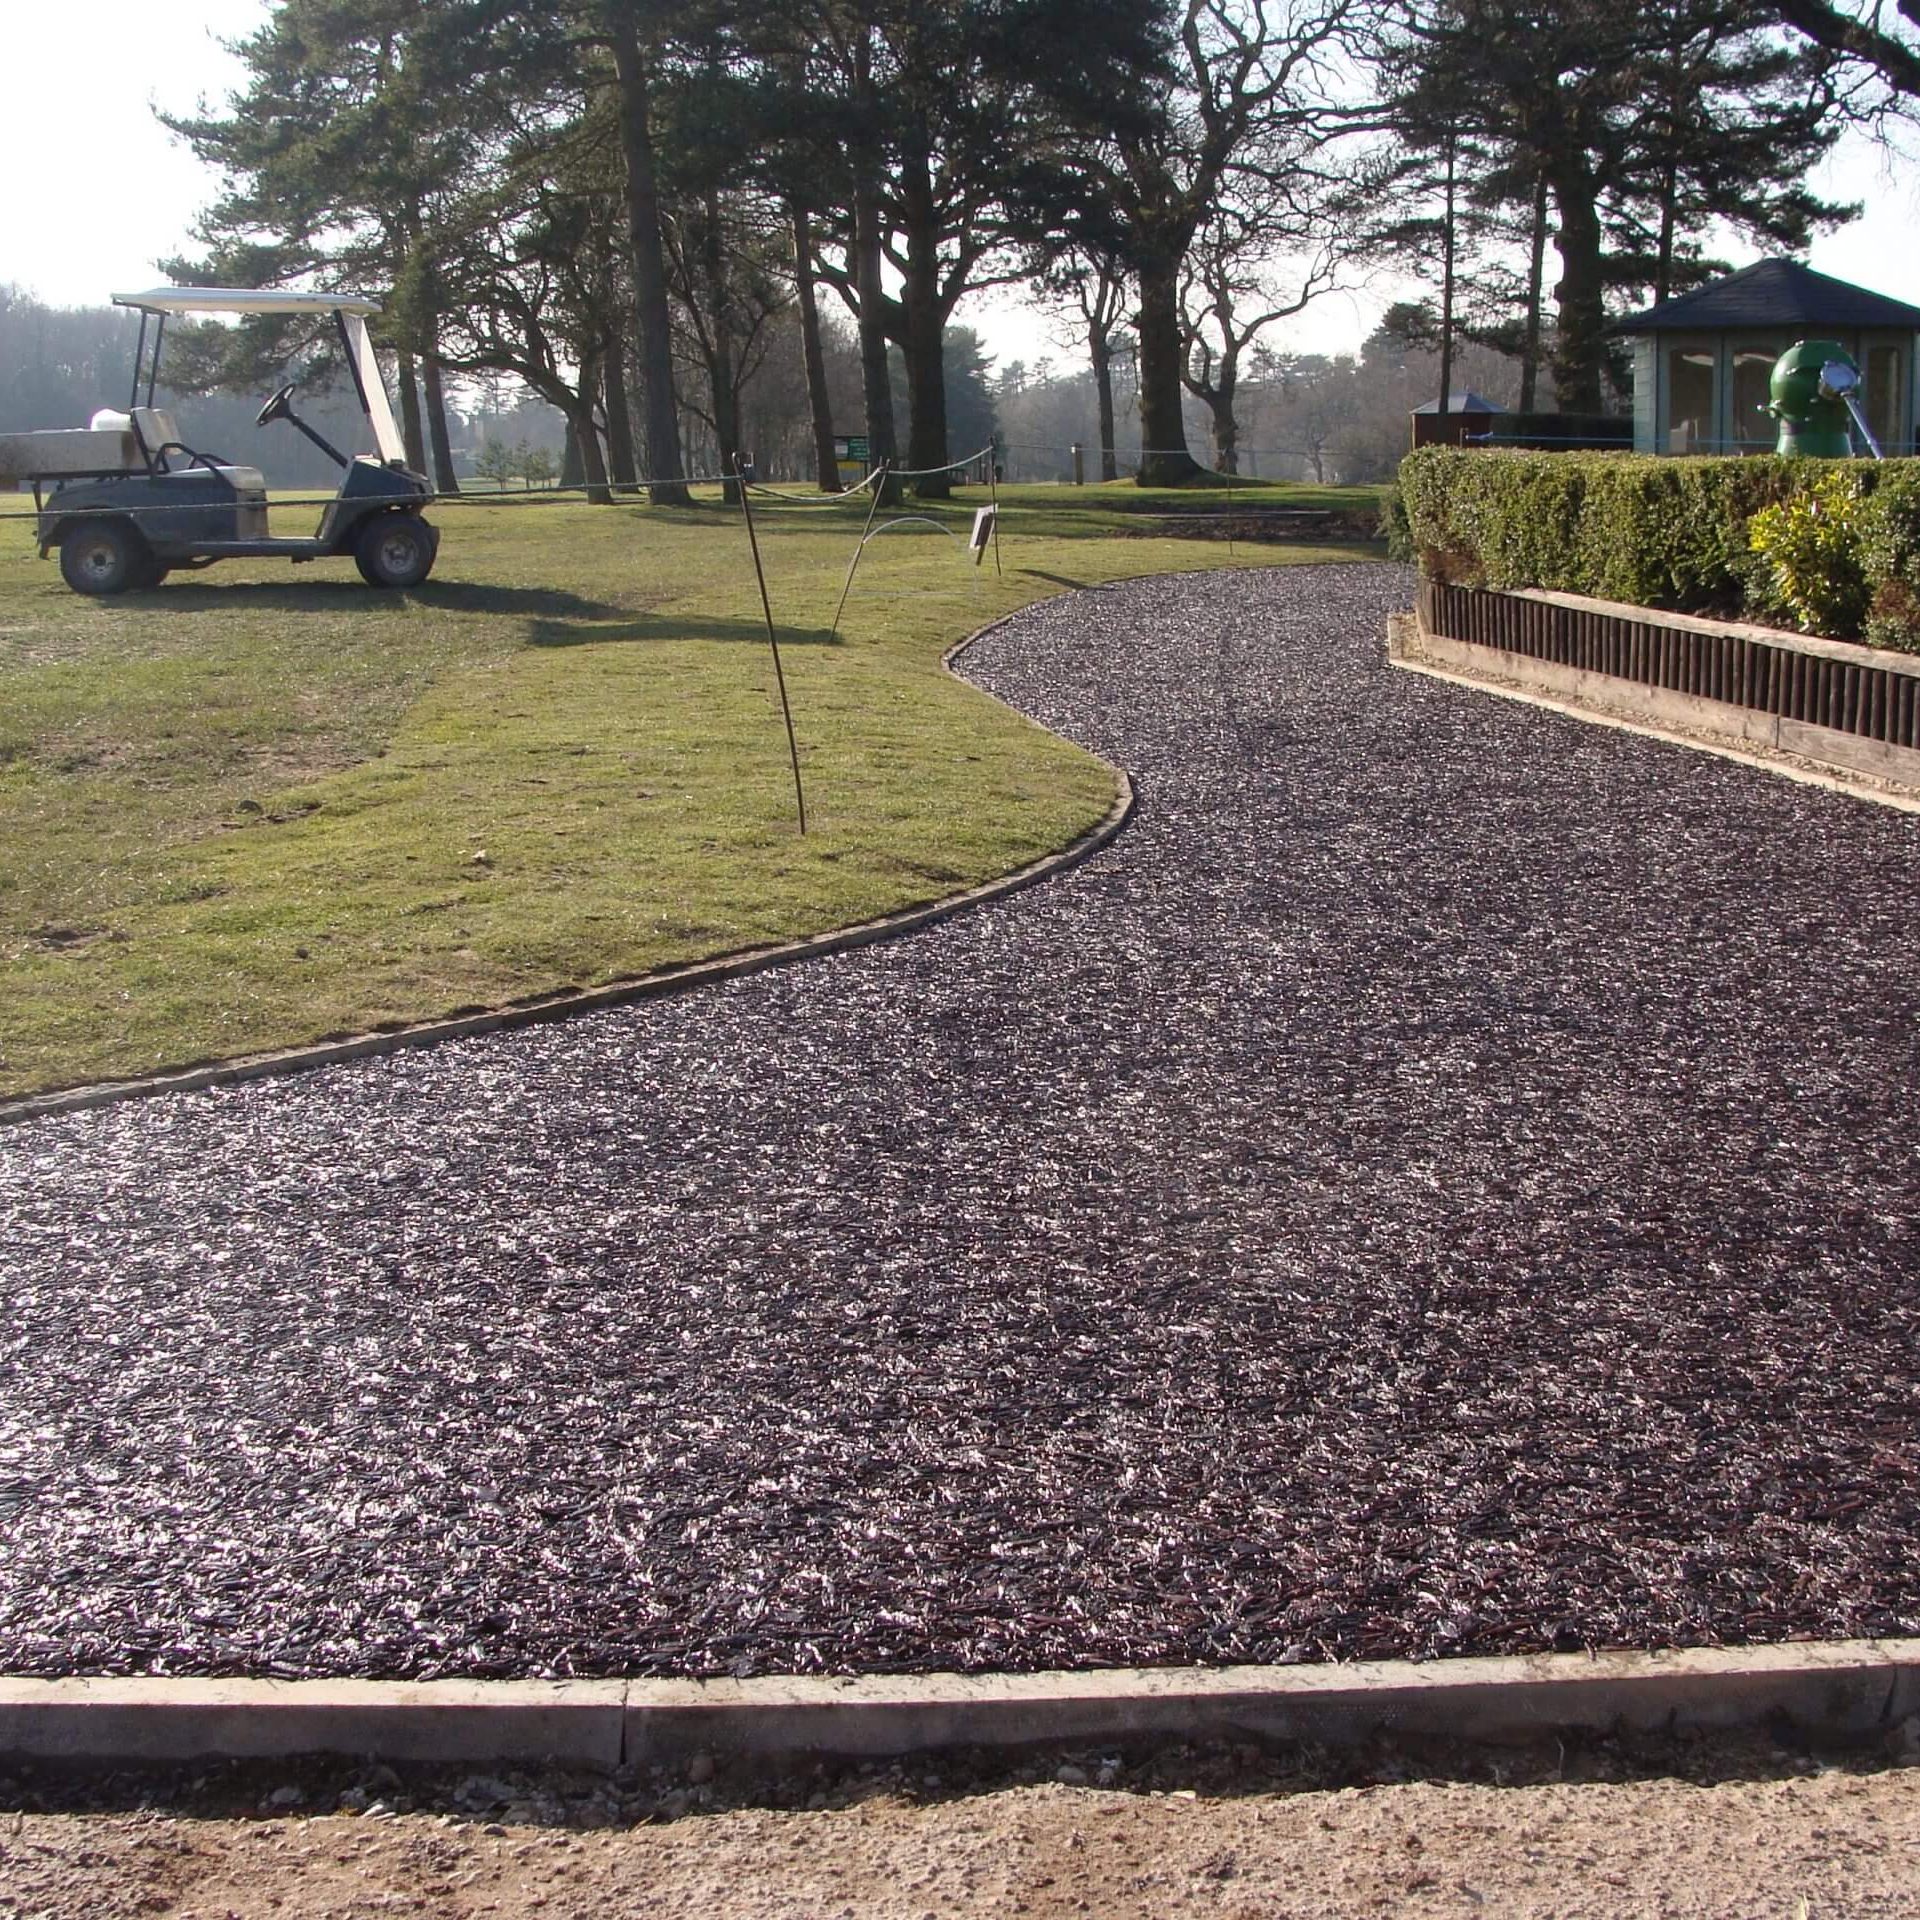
3,563,1917,1682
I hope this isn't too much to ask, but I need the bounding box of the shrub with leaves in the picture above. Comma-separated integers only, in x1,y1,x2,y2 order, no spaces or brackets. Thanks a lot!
1747,469,1870,639
1860,464,1920,654
1381,484,1413,564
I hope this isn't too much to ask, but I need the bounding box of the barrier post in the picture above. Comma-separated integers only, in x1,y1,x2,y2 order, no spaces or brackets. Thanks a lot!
732,454,808,836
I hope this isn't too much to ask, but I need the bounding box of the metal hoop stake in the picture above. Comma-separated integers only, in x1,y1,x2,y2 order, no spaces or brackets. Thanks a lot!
733,454,807,836
829,459,891,639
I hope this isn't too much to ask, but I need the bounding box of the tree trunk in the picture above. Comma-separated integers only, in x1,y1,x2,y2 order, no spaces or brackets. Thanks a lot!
1212,348,1239,474
568,392,611,505
851,166,902,500
1520,170,1549,413
423,353,459,493
703,195,743,504
899,138,950,499
1655,159,1677,304
562,427,585,489
396,348,428,474
1091,328,1118,482
1437,136,1457,424
1135,252,1199,485
790,199,841,491
572,346,612,505
603,314,639,490
609,5,692,507
847,29,901,503
1549,162,1608,414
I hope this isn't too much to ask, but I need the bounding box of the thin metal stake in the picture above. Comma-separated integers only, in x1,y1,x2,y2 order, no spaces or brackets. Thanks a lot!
988,456,1003,579
734,454,807,836
830,459,890,638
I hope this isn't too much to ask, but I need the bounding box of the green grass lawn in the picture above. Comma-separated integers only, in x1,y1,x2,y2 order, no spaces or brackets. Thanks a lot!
0,479,1382,1098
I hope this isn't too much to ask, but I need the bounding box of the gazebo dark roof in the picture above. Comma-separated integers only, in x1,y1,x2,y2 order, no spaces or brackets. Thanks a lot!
1615,259,1920,335
1411,389,1500,415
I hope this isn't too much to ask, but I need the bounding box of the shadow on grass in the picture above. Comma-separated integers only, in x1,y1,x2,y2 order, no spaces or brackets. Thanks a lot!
1017,569,1094,591
527,612,844,649
141,578,631,619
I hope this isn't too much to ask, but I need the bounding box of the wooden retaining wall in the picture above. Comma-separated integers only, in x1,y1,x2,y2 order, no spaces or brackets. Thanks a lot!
1405,581,1920,794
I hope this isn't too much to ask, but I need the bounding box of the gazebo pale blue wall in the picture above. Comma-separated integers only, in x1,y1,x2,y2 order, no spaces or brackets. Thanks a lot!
1616,260,1920,456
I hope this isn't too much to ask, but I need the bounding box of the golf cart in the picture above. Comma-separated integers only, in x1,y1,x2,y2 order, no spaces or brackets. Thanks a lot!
0,288,438,595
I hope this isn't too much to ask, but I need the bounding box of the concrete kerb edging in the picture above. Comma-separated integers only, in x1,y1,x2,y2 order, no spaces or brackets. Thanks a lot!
5,1642,1919,1769
0,608,1133,1129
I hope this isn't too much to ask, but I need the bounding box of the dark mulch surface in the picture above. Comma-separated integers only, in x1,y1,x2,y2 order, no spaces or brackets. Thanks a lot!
3,563,1918,1683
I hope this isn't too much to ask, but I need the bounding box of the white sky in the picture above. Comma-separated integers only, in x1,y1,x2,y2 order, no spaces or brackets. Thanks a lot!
6,0,1919,374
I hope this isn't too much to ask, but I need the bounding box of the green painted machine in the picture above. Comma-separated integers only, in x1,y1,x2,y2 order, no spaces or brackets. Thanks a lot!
1766,339,1885,459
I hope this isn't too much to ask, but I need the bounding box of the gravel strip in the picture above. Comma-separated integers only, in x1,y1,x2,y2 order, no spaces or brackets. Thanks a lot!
3,563,1918,1683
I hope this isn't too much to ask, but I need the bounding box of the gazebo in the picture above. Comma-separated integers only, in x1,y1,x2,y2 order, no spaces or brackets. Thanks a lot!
1408,390,1500,449
1615,259,1920,456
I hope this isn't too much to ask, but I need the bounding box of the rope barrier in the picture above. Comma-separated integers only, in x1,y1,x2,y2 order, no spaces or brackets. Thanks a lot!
0,433,1365,530
741,467,886,507
0,471,748,525
0,448,1011,526
882,440,998,481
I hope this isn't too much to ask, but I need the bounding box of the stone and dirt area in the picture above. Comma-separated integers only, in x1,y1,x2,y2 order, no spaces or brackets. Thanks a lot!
4,1731,1920,1917
3,564,1919,1681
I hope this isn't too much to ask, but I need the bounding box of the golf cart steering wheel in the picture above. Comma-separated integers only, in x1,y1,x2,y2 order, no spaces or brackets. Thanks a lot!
256,384,298,429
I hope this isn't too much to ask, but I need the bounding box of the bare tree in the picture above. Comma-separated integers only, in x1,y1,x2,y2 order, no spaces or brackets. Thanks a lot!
1179,205,1342,472
663,192,793,498
1054,0,1375,485
1038,246,1133,481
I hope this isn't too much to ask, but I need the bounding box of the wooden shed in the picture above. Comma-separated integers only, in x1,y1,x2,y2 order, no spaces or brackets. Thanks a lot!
1409,390,1499,449
1615,259,1920,456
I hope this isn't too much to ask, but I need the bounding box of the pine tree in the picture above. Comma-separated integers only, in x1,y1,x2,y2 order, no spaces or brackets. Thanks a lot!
1368,0,1852,413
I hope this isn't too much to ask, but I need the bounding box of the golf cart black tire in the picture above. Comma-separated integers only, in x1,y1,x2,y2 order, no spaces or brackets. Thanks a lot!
354,513,436,589
59,519,148,596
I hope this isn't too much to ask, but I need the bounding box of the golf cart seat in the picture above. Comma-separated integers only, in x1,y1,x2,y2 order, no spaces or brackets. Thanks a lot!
0,423,142,484
129,407,181,452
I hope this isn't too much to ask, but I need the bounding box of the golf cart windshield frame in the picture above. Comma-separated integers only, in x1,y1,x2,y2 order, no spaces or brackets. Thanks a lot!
111,288,408,467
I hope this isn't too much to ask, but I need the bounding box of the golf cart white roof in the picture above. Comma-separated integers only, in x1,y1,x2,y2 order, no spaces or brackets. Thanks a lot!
112,287,384,317
110,286,407,467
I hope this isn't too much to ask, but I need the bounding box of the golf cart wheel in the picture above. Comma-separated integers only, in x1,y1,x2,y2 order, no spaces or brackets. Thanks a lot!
59,519,147,596
354,513,435,589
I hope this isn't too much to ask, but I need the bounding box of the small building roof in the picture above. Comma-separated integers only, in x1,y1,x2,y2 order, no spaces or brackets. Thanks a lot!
112,287,384,318
1411,390,1499,415
1614,259,1920,335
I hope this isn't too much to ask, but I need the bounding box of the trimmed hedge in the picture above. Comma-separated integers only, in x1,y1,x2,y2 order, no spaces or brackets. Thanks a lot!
1399,448,1920,653
1861,462,1920,652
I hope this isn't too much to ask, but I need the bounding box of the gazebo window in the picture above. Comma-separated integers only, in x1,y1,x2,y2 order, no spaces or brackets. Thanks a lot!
1866,341,1906,453
1666,343,1714,452
1730,338,1791,451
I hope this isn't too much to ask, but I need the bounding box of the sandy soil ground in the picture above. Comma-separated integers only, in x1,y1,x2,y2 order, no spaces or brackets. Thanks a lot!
3,1737,1918,1918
